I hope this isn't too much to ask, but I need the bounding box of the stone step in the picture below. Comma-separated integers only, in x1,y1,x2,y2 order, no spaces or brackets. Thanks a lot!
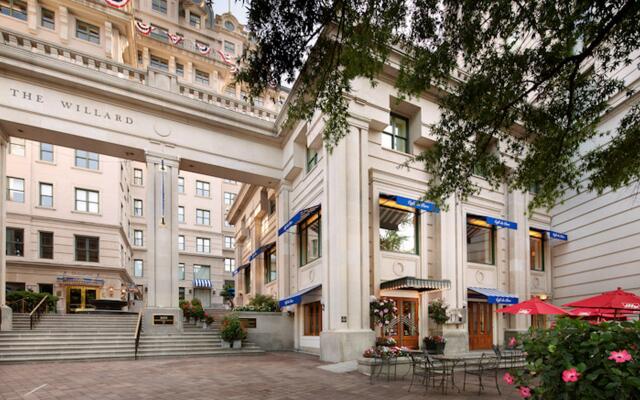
0,333,136,340
0,341,135,349
136,349,264,358
0,348,135,359
0,344,135,355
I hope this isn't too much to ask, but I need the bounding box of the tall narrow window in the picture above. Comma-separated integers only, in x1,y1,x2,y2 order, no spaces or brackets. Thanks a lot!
382,114,409,153
75,20,100,44
304,301,322,336
299,211,321,266
133,230,143,246
466,215,495,265
1,0,27,20
306,147,318,171
75,235,99,262
223,41,235,55
378,195,418,254
195,180,209,197
176,63,184,76
224,258,235,272
196,237,210,253
151,0,167,13
75,188,99,213
7,177,25,202
264,246,277,283
6,228,24,256
133,168,143,185
196,209,210,225
9,138,25,156
134,259,143,277
178,235,185,251
178,263,185,280
189,13,201,28
244,266,251,293
179,287,185,300
39,183,53,208
75,150,99,170
178,206,185,223
40,7,55,29
178,176,185,193
133,199,143,217
39,143,54,162
530,229,545,271
39,231,53,259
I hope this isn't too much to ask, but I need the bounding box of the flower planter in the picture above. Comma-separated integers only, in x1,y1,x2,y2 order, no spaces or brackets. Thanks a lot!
424,338,446,354
222,340,243,349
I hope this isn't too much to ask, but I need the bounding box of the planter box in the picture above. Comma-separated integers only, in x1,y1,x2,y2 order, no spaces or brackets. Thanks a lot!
357,356,413,378
221,340,243,349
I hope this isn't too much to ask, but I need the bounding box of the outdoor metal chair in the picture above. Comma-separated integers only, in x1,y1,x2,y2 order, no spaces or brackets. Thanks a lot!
424,353,452,393
369,354,398,384
407,351,429,392
463,353,502,395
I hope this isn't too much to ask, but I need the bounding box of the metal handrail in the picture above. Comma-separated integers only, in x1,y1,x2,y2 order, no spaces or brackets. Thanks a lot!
134,309,143,360
29,296,48,330
7,298,28,313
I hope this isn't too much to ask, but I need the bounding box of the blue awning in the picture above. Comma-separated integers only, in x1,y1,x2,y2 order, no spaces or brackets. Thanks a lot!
485,216,518,230
468,287,518,305
249,242,276,261
193,279,212,289
232,263,250,277
390,195,439,213
278,283,321,308
547,230,568,241
277,205,321,236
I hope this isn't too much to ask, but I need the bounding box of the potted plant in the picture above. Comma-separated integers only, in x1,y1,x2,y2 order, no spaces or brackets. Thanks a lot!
220,283,235,309
426,300,449,353
190,299,204,326
179,300,191,322
203,313,214,329
221,313,246,348
370,297,398,337
423,335,447,354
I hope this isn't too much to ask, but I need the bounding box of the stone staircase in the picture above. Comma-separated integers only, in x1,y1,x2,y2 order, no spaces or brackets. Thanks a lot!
0,313,263,363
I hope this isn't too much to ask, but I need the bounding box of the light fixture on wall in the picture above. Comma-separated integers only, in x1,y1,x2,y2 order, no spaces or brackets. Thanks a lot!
108,286,114,296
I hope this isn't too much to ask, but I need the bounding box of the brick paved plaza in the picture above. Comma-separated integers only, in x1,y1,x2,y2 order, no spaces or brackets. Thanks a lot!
0,352,518,400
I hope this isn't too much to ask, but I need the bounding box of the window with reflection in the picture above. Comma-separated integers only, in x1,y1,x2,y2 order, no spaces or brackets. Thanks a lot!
466,215,495,265
382,114,409,153
379,195,418,254
529,229,544,271
299,211,321,266
264,246,277,283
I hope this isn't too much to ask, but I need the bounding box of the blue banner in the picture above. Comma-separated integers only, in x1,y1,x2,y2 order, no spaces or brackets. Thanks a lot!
548,230,568,241
394,196,439,213
277,205,321,236
486,217,518,230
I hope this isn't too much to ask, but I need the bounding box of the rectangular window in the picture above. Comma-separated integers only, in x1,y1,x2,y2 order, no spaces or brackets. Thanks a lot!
224,85,236,97
178,263,185,280
223,41,235,55
39,182,53,208
176,63,184,76
178,206,185,223
299,211,321,266
7,177,25,202
530,229,545,272
196,209,210,225
378,195,418,254
382,114,409,153
9,138,25,156
189,13,200,28
6,228,24,256
133,199,143,217
304,301,322,336
268,197,276,216
179,287,185,300
306,147,318,171
150,54,169,69
133,168,143,185
244,266,251,293
264,246,277,283
195,69,209,85
196,237,210,253
224,192,236,206
178,176,185,193
466,215,495,265
195,180,209,197
134,259,143,277
39,231,53,259
39,143,54,162
224,179,237,184
178,235,185,251
1,0,27,20
133,230,143,246
75,235,99,262
151,0,167,13
75,188,99,213
40,7,54,29
224,236,235,249
39,283,53,294
76,20,100,44
74,150,99,170
224,258,235,272
193,264,210,280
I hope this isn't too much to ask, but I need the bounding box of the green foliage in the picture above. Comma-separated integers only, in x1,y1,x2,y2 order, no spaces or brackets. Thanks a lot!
234,294,280,312
190,299,204,320
240,1,640,212
7,291,58,312
428,300,449,325
220,282,235,308
509,318,640,399
179,300,191,319
379,230,407,252
221,313,247,342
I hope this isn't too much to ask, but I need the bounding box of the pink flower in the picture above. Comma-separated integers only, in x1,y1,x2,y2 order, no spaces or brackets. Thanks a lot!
508,337,518,347
562,368,581,383
608,350,633,363
518,386,531,398
502,372,514,385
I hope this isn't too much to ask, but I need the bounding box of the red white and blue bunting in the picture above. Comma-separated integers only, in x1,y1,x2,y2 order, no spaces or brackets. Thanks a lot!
217,50,237,72
135,21,154,36
104,0,130,7
168,33,184,46
195,42,212,56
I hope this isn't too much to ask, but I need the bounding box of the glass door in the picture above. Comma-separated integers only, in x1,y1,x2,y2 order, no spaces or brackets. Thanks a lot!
67,287,82,313
386,297,420,349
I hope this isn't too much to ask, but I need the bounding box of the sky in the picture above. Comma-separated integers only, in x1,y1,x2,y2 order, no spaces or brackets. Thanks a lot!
212,0,249,25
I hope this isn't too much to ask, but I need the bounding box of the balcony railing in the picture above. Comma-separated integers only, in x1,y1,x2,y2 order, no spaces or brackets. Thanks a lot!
1,28,280,122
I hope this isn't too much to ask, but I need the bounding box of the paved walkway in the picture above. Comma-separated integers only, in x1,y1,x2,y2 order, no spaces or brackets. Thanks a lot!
0,352,518,399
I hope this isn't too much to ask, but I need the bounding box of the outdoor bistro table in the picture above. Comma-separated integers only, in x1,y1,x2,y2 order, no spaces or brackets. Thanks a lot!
431,353,491,393
369,354,400,383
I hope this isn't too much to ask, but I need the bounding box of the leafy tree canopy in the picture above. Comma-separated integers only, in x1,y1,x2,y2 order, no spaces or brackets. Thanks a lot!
237,0,640,211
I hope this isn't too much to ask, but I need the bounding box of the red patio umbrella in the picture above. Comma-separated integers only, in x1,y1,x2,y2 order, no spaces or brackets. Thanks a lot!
497,298,568,315
563,288,640,315
567,307,634,318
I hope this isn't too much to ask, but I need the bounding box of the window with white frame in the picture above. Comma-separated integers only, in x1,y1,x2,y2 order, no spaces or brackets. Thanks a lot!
178,235,185,251
75,188,99,213
133,199,143,217
134,259,143,277
151,0,166,13
75,150,99,170
195,180,209,197
7,177,24,202
133,168,143,185
9,138,25,156
178,263,185,280
224,258,235,272
189,13,201,28
195,69,209,85
39,143,54,162
178,206,185,223
1,0,27,20
224,41,235,55
133,230,143,246
40,7,54,29
76,20,100,44
39,183,53,208
224,236,235,249
224,192,236,206
196,209,210,225
178,176,185,193
196,237,210,253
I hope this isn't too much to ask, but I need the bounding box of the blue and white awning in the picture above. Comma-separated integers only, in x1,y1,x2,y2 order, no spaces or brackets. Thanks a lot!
386,195,439,213
468,287,518,305
485,216,518,230
547,230,568,241
193,279,212,289
277,205,321,236
232,263,250,277
249,242,275,261
278,283,321,308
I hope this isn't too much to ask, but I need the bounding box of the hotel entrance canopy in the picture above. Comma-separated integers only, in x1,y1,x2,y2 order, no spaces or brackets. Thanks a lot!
468,287,518,305
279,284,321,308
380,277,451,292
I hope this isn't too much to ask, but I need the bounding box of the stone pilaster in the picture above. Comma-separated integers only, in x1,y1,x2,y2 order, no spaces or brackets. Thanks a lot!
0,130,12,331
508,190,529,330
275,184,291,302
58,6,68,43
104,21,113,59
27,0,37,33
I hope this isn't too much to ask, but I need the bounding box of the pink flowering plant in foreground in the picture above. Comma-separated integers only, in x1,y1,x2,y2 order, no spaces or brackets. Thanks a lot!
508,318,640,399
369,297,397,334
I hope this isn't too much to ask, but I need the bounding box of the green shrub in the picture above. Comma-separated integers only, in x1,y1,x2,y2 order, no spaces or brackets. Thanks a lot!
234,294,279,312
507,318,640,399
428,300,449,325
221,314,246,342
179,300,191,319
7,291,58,312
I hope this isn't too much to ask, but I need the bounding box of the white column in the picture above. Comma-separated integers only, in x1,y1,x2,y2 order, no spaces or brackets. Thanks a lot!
320,122,374,362
0,130,11,331
276,184,291,300
508,190,528,331
58,6,68,43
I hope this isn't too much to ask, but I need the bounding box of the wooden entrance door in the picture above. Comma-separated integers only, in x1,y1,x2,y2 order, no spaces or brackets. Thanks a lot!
387,298,420,349
468,301,493,350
